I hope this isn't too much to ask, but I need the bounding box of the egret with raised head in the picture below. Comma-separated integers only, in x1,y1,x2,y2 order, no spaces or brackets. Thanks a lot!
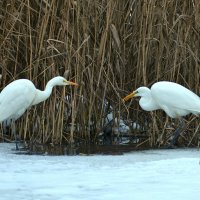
0,76,78,149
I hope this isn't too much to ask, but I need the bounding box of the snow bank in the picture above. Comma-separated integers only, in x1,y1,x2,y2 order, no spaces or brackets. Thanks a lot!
0,143,199,200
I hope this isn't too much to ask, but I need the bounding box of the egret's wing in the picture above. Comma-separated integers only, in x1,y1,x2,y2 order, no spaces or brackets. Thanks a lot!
151,81,200,113
0,80,36,121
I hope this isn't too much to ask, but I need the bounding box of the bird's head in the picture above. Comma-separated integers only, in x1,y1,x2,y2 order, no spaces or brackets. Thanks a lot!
51,76,78,87
123,87,150,101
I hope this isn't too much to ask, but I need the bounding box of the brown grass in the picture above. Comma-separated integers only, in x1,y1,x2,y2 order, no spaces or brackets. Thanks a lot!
0,0,200,148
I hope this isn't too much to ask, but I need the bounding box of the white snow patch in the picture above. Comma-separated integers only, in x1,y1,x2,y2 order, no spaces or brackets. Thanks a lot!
0,143,200,200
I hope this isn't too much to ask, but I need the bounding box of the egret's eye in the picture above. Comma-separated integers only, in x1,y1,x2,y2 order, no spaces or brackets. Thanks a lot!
134,90,139,95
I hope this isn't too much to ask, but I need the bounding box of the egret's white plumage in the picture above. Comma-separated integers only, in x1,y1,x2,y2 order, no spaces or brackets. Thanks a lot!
0,79,36,121
0,76,78,122
123,81,200,146
123,81,200,118
0,76,78,149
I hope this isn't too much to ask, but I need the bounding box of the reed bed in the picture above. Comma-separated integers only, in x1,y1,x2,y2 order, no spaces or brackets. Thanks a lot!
0,0,200,149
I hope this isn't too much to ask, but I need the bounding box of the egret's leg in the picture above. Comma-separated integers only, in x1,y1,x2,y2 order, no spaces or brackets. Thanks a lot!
11,120,19,150
2,120,8,136
167,118,185,148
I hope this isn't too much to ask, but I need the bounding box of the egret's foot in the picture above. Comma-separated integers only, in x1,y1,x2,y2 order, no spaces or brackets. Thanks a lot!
165,143,177,149
164,136,180,149
12,142,27,152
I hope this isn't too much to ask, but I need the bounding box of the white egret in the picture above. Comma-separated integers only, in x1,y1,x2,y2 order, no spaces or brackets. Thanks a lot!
0,76,78,149
123,81,200,147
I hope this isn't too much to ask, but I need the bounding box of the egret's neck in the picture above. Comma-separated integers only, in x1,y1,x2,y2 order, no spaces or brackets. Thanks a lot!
31,80,55,106
139,92,160,111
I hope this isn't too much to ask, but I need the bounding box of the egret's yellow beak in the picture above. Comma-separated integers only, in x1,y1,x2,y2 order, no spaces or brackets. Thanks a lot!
64,80,79,86
123,91,137,101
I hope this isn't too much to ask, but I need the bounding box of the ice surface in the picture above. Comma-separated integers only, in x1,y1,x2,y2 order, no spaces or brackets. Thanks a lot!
0,143,200,200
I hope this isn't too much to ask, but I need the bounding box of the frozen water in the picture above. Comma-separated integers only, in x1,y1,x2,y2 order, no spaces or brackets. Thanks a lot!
0,143,200,200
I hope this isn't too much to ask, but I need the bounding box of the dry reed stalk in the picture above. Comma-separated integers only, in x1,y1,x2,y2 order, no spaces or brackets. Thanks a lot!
0,0,200,148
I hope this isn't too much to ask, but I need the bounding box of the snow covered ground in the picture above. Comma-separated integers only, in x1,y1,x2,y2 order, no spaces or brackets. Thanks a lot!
0,143,200,200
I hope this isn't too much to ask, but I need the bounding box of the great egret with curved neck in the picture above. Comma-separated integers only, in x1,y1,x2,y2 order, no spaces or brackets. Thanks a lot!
123,81,200,147
0,76,78,149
